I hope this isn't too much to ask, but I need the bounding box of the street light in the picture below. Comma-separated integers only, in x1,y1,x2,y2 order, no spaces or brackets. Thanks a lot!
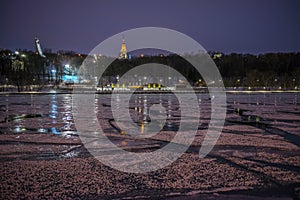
5,78,8,91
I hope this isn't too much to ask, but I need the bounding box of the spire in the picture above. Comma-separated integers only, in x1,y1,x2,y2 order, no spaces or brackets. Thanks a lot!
119,35,128,59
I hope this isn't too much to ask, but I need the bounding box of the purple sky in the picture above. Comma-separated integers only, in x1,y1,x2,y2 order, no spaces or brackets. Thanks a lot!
1,0,300,54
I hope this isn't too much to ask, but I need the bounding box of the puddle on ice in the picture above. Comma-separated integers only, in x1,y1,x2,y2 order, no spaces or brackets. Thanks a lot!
0,94,76,136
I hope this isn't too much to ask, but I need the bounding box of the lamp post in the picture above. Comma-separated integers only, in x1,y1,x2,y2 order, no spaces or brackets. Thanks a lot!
293,78,296,90
274,78,278,90
236,79,240,88
5,78,8,91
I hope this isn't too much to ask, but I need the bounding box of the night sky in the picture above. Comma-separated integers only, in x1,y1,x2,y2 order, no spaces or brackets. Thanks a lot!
1,0,300,54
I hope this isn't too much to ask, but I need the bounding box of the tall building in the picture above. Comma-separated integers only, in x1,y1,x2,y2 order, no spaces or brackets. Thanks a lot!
118,37,128,59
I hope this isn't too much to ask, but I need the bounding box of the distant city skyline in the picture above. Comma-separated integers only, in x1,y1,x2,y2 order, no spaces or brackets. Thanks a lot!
1,0,300,54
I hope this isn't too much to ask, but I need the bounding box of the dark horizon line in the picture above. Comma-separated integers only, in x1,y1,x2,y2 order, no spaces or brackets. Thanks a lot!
1,46,300,56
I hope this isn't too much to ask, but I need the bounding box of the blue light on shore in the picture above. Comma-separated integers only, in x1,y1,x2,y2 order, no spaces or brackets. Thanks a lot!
62,75,78,83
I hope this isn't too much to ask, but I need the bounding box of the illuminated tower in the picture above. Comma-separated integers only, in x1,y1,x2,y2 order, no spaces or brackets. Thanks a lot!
34,37,46,58
118,36,128,59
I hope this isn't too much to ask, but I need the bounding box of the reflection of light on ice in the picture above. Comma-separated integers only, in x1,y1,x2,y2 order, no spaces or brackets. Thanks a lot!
62,94,73,131
38,128,47,133
121,140,128,146
141,122,145,134
14,126,26,133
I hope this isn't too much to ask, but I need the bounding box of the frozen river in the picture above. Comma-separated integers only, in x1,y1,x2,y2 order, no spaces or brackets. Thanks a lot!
0,92,299,139
0,92,299,199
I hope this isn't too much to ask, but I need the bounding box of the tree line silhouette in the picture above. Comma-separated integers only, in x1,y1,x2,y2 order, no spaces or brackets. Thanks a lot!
0,49,299,91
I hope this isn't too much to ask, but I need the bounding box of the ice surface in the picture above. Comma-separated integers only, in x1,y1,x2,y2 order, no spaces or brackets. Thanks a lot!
0,92,299,199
